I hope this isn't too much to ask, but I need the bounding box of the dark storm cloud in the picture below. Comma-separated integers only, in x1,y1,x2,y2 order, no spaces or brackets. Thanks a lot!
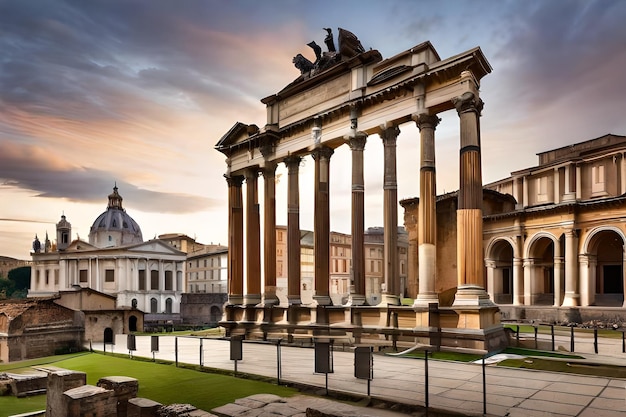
0,142,218,214
0,0,280,126
490,1,626,112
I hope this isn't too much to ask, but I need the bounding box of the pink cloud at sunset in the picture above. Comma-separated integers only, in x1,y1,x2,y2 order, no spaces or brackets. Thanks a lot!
1,0,625,260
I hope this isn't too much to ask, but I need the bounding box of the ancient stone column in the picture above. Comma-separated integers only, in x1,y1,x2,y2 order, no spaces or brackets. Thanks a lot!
226,175,244,305
312,146,334,306
244,168,261,305
562,229,580,306
285,156,302,305
512,257,523,306
413,113,440,306
451,91,492,306
348,133,367,306
262,161,279,305
380,124,401,305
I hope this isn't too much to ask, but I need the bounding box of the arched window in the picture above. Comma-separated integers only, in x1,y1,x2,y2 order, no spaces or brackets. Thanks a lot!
104,328,113,344
165,298,173,314
150,298,158,313
131,298,138,309
129,315,138,332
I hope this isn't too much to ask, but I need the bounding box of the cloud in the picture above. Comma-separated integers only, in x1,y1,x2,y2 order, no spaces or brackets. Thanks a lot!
0,142,217,213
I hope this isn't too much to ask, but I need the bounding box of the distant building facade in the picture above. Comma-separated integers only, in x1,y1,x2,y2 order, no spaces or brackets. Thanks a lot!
28,186,186,322
185,244,228,295
402,133,626,316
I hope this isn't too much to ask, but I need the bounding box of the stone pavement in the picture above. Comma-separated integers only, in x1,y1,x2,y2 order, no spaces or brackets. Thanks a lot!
92,335,626,416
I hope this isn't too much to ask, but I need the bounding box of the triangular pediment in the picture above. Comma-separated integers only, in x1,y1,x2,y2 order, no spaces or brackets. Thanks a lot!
215,122,259,152
124,239,186,256
65,239,98,252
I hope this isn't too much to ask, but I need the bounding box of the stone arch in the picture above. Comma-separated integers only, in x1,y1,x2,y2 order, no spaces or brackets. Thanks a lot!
485,237,516,304
582,226,625,306
210,305,222,324
524,232,558,305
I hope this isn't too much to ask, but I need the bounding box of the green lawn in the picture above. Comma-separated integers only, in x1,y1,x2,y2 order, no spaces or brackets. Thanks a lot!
0,352,296,416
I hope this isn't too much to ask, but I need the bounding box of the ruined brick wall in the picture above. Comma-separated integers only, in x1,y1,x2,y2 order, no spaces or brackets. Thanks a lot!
84,311,126,342
180,293,226,325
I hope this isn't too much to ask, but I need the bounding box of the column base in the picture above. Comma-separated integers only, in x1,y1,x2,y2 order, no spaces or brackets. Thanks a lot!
345,293,366,306
312,295,333,306
413,292,439,307
227,295,244,305
562,292,580,307
378,293,400,306
259,294,279,307
452,285,496,307
243,294,261,306
287,295,302,306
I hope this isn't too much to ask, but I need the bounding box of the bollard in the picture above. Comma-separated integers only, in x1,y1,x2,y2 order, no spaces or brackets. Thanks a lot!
594,328,598,354
570,326,575,352
550,325,555,351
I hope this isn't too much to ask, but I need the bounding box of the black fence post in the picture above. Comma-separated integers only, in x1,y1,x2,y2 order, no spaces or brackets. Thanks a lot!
550,325,555,351
276,339,282,385
534,325,538,349
593,328,598,354
570,326,575,352
482,357,487,416
175,337,179,367
424,350,429,415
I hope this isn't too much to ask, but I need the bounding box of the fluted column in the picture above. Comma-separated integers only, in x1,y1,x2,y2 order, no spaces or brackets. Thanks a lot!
413,113,440,306
380,124,401,305
244,168,261,305
226,175,244,305
512,257,523,305
451,91,492,306
348,133,367,306
562,229,580,306
262,162,279,305
285,156,302,305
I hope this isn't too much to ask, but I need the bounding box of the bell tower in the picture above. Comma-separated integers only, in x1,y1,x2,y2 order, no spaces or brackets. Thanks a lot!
56,213,72,251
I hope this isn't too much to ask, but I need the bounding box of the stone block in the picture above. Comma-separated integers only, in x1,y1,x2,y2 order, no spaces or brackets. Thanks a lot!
128,397,162,417
157,403,197,416
46,370,87,417
7,372,48,398
64,384,117,417
97,375,139,417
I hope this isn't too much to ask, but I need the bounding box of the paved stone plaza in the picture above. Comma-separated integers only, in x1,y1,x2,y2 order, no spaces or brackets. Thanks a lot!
92,335,626,416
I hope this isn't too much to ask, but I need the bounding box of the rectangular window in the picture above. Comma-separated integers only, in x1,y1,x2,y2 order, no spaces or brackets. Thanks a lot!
80,269,88,283
54,270,59,285
592,164,606,195
204,259,207,267
536,176,548,202
105,269,114,282
45,270,49,285
138,270,146,290
151,270,159,290
165,271,173,290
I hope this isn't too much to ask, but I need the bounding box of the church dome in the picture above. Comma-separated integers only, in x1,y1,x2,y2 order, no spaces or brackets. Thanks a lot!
89,186,143,248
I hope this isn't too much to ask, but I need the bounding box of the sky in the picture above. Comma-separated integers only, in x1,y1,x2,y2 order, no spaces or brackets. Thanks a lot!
1,0,626,260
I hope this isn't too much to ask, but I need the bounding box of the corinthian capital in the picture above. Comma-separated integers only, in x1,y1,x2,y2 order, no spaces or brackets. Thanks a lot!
379,124,400,145
452,91,484,115
311,146,334,161
413,113,441,131
348,132,367,151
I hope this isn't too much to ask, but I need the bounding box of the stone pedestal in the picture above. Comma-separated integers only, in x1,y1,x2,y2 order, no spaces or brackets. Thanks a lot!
128,398,162,417
97,376,139,417
64,385,117,417
46,370,87,417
